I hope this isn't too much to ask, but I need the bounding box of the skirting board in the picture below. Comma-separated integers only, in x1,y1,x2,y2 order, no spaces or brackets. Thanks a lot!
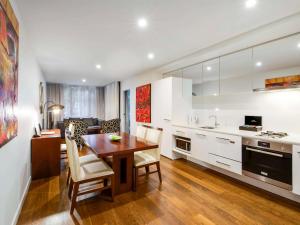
11,176,31,225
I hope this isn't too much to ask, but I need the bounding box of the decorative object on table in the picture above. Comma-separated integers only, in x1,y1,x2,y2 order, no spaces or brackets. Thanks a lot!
265,75,300,88
136,83,151,123
0,0,19,148
39,82,44,114
42,101,64,129
239,115,262,132
108,134,122,141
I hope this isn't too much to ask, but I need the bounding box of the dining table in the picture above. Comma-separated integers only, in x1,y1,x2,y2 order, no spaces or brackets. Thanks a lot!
82,132,159,194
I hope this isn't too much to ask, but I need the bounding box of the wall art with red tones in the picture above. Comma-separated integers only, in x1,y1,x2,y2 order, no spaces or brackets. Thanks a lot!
0,0,19,148
136,84,151,123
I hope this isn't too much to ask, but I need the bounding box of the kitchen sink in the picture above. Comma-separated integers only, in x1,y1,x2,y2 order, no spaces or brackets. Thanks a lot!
200,126,216,129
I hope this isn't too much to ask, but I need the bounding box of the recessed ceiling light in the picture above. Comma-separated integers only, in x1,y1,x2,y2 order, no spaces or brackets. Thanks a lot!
245,0,257,8
96,64,102,69
82,79,86,83
206,66,212,71
297,43,300,48
137,18,148,28
147,53,155,60
256,61,262,67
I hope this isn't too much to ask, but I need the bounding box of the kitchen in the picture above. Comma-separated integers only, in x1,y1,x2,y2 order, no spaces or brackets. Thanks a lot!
148,32,300,203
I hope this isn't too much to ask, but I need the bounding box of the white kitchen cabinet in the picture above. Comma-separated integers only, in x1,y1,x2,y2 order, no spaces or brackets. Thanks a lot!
191,130,212,163
293,145,300,195
152,77,192,159
210,133,242,162
208,153,242,175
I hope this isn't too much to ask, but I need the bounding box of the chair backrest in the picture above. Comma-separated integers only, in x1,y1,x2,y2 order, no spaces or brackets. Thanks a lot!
136,125,147,139
144,127,163,161
65,135,81,182
65,122,75,137
69,120,88,146
69,122,75,137
102,118,120,133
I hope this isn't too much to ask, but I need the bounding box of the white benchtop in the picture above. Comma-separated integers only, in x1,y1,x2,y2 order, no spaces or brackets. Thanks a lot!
173,123,300,146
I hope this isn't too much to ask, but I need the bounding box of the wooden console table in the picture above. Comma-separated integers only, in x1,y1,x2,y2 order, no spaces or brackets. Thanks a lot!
31,129,61,180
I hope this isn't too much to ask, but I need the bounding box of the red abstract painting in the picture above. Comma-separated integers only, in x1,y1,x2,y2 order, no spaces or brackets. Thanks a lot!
136,84,151,123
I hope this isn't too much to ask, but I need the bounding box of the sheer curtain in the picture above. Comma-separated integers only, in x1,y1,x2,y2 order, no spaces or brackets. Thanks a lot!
63,85,105,119
46,83,105,122
104,82,120,120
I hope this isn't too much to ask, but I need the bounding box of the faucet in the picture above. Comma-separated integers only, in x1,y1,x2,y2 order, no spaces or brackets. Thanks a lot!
209,115,220,128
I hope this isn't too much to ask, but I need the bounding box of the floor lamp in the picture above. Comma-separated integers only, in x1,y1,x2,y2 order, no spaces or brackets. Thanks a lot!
42,101,64,129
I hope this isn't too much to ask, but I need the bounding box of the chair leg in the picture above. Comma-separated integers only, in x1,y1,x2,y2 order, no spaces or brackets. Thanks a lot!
70,182,79,215
67,167,70,186
145,165,149,174
156,162,162,183
68,179,73,199
111,175,115,201
133,167,138,192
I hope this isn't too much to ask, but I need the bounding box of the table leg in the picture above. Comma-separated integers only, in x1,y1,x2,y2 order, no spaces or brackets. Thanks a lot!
112,153,134,194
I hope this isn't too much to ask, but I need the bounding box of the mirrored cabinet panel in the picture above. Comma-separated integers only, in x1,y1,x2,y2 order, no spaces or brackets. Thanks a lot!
253,34,300,90
202,58,220,96
182,63,203,96
164,33,300,97
220,49,253,95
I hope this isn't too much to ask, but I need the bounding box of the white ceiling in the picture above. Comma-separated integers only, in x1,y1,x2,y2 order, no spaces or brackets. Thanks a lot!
16,0,300,86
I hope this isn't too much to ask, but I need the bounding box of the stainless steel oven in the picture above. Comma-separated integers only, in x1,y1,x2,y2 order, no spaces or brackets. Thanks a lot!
175,136,191,153
242,138,292,190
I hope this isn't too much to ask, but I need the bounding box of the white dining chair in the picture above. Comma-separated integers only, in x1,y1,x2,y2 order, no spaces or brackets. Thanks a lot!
65,122,100,185
136,124,148,139
65,135,115,214
133,126,163,191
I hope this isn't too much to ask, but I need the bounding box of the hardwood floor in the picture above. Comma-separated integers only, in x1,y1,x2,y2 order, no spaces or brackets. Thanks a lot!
17,153,300,225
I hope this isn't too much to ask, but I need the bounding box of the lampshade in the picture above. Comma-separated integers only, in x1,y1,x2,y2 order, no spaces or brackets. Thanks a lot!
48,104,64,111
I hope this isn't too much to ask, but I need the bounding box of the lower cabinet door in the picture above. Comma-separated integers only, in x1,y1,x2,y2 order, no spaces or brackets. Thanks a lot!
208,153,242,175
293,146,300,195
191,131,212,163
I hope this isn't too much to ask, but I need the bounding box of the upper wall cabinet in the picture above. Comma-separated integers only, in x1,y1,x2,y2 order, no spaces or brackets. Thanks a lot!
183,58,220,97
252,34,300,90
182,63,203,96
202,58,220,96
220,49,253,95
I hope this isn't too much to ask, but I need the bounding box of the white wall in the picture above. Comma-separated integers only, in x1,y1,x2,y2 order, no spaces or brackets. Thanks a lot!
0,1,45,225
120,13,300,134
120,71,162,134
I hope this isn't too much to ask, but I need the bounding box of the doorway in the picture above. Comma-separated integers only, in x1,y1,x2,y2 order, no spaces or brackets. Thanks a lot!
124,90,131,133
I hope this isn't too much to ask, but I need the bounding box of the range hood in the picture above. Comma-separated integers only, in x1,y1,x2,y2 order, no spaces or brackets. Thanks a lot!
253,84,300,92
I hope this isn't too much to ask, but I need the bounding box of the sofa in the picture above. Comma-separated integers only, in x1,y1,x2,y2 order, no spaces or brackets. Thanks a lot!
58,118,103,138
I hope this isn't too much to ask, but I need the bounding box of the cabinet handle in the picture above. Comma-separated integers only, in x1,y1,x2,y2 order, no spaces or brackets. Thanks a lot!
196,133,206,137
216,161,231,167
246,147,283,158
176,130,184,134
164,118,171,121
216,137,235,144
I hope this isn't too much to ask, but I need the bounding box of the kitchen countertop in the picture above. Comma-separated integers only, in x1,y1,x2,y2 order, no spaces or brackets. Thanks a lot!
172,123,300,146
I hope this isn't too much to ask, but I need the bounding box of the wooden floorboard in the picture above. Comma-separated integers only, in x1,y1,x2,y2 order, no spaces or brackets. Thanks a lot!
17,155,300,225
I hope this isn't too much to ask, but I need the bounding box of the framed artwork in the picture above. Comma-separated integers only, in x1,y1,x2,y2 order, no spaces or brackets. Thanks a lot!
136,84,151,123
39,82,44,114
0,0,19,148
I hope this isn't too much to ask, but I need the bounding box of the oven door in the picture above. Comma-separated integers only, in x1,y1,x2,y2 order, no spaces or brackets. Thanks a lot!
242,145,292,190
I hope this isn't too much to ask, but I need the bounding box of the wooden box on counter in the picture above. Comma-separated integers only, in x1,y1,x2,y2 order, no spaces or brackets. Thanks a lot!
31,129,61,180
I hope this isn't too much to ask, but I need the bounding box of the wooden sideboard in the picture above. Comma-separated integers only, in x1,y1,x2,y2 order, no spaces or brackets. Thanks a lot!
31,129,61,180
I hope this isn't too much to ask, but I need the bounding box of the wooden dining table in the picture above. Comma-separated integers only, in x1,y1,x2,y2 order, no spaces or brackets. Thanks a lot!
82,132,159,194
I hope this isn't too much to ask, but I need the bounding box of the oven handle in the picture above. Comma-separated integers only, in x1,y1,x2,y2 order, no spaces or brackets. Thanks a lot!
245,147,283,158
